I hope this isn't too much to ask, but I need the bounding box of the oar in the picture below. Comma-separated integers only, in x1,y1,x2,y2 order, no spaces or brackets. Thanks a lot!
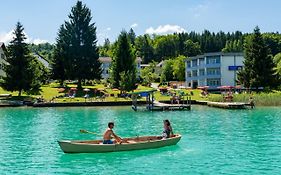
80,129,102,136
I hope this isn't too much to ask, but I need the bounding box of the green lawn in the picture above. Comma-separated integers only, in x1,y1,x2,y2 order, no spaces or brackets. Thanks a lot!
1,83,280,106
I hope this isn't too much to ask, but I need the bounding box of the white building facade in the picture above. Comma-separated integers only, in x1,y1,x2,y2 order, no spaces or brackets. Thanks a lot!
99,57,142,79
185,52,244,89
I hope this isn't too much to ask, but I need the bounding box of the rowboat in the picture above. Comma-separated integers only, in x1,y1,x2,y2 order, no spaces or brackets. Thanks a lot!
58,134,181,153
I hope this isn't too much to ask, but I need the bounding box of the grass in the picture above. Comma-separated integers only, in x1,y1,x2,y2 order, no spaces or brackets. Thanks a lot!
1,83,281,106
0,83,156,103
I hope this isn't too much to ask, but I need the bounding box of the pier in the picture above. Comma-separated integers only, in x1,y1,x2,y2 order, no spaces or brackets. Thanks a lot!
131,90,191,111
207,101,248,109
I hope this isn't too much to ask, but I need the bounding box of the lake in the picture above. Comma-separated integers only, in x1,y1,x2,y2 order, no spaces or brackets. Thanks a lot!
0,106,280,174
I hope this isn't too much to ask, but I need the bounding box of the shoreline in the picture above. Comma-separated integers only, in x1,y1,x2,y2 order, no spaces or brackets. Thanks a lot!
0,100,195,108
0,100,257,109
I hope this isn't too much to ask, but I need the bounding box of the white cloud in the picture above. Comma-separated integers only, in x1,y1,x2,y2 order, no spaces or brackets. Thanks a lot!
145,25,186,35
32,39,48,45
130,23,138,28
0,30,48,44
97,27,112,45
0,31,14,44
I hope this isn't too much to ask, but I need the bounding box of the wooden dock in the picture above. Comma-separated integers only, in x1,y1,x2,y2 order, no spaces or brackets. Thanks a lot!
151,101,191,111
131,90,192,112
207,101,248,109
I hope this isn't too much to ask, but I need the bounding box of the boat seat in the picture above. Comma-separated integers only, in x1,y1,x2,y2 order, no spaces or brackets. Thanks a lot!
126,140,137,143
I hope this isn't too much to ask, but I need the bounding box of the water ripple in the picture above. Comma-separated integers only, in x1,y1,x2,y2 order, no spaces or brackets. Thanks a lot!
0,106,281,174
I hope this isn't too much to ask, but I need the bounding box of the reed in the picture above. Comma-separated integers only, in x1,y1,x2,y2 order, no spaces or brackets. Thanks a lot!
208,91,281,106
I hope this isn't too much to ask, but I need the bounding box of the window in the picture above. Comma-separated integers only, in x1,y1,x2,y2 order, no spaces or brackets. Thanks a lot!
207,78,221,86
199,58,204,66
187,61,191,68
206,56,220,64
1,54,4,59
192,70,197,77
187,71,191,77
207,68,220,75
199,79,205,86
199,69,205,76
192,60,197,67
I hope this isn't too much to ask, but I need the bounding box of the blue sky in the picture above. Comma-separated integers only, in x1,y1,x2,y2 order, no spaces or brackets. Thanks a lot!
0,0,280,45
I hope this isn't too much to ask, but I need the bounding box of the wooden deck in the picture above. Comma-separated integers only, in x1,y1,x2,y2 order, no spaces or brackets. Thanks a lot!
207,101,248,109
151,101,191,111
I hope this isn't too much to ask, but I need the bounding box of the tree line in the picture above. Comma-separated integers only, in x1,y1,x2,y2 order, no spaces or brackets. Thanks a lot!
1,1,281,96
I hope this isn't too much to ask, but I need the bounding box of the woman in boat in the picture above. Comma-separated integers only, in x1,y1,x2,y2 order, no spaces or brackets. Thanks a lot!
163,120,174,139
103,122,122,144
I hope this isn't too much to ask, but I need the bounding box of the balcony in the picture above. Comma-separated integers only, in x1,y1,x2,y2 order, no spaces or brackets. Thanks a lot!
186,74,221,81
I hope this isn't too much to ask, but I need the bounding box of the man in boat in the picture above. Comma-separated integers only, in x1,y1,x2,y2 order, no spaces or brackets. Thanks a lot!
103,122,122,144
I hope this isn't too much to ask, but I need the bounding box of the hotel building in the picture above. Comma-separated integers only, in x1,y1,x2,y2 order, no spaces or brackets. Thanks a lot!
185,52,244,89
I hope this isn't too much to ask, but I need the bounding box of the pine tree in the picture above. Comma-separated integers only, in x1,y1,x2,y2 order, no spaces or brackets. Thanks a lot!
53,1,101,88
135,34,154,63
128,28,136,45
52,25,68,86
111,30,137,90
238,26,276,88
2,22,41,96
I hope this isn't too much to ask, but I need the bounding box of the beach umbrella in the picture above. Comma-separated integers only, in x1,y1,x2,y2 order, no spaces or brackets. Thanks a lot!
83,88,90,92
70,87,77,91
226,86,234,89
197,86,206,90
217,86,228,89
235,85,242,89
57,88,65,93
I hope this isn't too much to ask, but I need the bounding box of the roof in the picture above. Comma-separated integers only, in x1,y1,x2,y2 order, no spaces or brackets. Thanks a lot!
157,60,165,67
34,53,50,68
99,57,112,63
0,42,7,52
99,57,142,63
187,52,244,61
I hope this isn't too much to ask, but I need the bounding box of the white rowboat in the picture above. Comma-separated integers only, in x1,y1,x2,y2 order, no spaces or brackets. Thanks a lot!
58,134,181,153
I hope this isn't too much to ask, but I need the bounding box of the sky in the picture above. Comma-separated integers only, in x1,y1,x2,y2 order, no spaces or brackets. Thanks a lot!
0,0,281,45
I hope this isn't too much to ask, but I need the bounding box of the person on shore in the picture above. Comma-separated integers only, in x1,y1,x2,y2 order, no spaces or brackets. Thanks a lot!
103,122,122,144
249,96,255,109
162,119,174,139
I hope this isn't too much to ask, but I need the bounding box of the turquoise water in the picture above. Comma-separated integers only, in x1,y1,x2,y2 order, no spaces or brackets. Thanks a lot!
0,106,280,174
